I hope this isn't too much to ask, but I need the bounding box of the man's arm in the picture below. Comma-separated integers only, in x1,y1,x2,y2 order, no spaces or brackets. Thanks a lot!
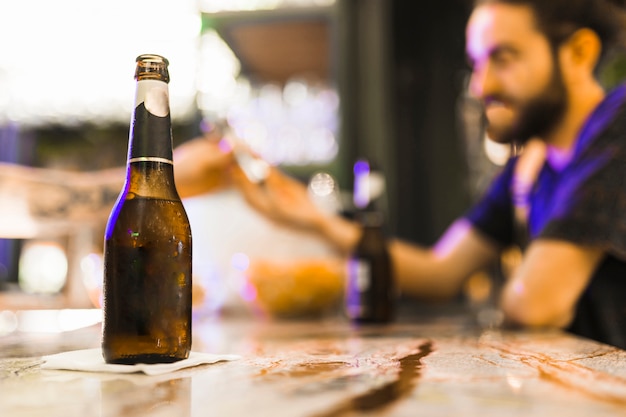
390,219,500,300
234,163,605,325
500,240,604,328
316,214,501,301
235,166,502,302
0,137,234,237
0,162,124,224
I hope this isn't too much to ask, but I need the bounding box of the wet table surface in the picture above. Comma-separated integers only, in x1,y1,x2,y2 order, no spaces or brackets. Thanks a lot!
2,310,626,417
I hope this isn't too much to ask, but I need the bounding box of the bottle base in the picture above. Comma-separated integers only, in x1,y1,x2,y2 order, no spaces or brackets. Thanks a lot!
104,353,189,365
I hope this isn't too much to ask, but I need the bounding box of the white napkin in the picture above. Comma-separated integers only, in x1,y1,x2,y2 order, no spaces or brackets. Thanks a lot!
41,348,241,376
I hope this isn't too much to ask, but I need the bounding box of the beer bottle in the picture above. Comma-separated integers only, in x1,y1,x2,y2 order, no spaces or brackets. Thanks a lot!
345,159,394,323
102,54,192,364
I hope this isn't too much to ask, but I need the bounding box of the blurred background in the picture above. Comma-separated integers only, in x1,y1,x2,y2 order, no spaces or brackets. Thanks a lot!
1,0,625,324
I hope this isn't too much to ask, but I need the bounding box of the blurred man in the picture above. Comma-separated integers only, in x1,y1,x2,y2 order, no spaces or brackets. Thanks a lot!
233,0,626,349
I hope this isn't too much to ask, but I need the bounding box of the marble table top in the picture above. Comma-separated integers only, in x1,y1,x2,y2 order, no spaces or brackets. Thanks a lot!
1,310,626,416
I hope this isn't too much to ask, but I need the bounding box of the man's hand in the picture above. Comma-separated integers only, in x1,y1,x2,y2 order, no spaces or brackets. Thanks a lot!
173,133,235,198
233,167,324,231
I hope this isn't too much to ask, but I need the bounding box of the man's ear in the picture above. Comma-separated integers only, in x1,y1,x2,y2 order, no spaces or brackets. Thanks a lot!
560,28,602,78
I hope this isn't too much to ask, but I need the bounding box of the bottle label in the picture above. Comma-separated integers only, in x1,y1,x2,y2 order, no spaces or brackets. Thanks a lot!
345,258,372,318
136,80,169,117
349,259,371,292
128,80,173,162
128,156,174,164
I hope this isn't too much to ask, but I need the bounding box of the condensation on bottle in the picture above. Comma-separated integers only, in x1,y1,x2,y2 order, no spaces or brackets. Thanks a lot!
102,54,192,364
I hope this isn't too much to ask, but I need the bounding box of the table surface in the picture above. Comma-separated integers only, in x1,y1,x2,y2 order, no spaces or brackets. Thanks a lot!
2,309,626,417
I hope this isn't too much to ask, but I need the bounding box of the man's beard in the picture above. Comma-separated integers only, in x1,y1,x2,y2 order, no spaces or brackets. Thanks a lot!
485,61,567,146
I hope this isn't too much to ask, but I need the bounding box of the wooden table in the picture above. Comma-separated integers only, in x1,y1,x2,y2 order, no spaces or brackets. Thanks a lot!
2,309,626,416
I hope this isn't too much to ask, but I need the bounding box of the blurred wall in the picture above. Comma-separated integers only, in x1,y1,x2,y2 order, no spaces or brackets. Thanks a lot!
390,0,473,244
339,0,473,245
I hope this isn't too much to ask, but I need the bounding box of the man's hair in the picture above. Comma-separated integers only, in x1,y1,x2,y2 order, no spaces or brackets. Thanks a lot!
474,0,625,63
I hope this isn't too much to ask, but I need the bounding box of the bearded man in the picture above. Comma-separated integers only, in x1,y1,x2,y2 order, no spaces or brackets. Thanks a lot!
230,0,626,349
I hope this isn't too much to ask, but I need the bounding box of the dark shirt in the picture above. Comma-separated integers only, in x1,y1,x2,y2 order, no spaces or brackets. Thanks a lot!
465,84,626,349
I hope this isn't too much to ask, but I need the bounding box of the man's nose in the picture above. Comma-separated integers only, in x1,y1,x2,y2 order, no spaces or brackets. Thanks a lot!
469,64,498,100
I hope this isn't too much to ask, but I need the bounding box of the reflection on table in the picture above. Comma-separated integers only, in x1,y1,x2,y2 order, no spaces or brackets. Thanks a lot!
2,309,626,417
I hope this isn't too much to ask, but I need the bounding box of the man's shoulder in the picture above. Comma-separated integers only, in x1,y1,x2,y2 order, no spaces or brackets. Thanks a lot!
574,84,626,155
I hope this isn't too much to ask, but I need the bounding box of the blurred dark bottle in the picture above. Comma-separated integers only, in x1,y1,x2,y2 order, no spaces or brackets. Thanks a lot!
102,54,192,364
345,159,395,323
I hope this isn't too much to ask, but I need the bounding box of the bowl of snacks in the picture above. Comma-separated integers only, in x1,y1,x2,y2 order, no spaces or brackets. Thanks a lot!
243,258,345,318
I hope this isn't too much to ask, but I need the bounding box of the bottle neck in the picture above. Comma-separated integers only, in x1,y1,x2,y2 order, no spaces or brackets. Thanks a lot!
356,210,384,228
125,161,179,200
127,79,173,163
124,78,178,200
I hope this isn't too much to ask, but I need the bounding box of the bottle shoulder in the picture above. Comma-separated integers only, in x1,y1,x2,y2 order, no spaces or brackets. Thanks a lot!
105,195,191,240
124,162,182,200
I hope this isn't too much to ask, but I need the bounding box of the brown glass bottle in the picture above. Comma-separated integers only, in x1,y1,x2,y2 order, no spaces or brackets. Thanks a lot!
345,158,395,323
102,54,192,364
345,211,395,323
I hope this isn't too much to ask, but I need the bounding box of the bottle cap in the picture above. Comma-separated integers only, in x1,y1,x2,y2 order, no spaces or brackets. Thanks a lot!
135,54,170,83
